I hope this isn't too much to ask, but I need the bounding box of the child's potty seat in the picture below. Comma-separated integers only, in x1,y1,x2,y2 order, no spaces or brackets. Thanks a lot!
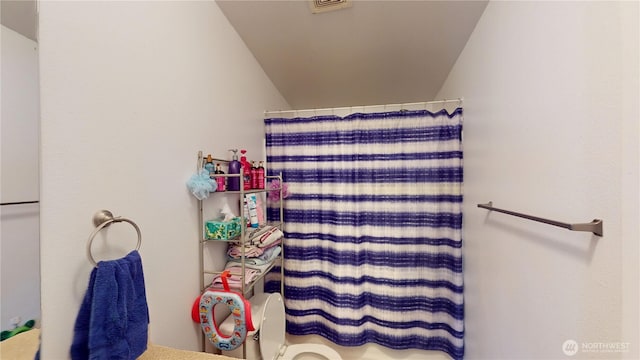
199,270,255,351
259,293,342,360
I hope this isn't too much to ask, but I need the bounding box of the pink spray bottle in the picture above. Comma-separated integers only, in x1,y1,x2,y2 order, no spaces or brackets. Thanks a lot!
240,149,251,190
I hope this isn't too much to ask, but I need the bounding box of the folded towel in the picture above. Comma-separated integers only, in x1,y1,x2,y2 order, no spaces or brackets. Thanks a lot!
258,245,281,263
241,260,277,273
210,246,283,291
227,238,282,260
228,246,281,266
241,225,284,247
210,261,265,290
227,245,264,259
71,250,149,360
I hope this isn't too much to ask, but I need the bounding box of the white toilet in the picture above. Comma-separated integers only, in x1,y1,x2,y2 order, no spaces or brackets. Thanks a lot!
219,292,342,360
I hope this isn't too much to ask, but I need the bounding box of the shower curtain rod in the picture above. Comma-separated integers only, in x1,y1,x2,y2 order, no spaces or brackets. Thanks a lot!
263,98,463,117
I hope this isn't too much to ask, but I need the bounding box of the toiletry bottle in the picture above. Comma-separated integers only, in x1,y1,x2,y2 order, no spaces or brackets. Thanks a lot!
204,155,215,178
255,196,265,225
246,194,259,228
243,196,251,227
251,161,258,189
214,163,226,192
227,149,241,191
257,161,265,189
240,150,251,190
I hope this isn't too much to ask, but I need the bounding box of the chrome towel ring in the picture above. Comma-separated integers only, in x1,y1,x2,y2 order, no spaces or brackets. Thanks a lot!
87,210,142,266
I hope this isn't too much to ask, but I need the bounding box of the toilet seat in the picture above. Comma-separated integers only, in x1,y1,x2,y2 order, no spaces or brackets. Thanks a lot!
259,293,286,360
220,293,342,360
279,344,343,360
199,271,255,351
259,293,341,360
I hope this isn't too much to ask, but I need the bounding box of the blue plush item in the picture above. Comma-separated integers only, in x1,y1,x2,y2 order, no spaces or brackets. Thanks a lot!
71,250,149,360
187,169,217,200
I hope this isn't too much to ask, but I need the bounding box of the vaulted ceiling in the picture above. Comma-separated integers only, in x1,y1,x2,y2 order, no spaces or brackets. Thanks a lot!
1,0,488,110
1,0,38,41
216,1,488,109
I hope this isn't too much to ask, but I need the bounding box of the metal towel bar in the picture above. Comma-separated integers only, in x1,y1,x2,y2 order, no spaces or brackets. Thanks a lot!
477,201,603,237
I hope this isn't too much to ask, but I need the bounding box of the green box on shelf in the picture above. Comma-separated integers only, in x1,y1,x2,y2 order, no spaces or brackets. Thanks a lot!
205,217,242,240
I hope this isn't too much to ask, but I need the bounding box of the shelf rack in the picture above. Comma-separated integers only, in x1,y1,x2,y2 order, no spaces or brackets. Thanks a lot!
195,151,284,357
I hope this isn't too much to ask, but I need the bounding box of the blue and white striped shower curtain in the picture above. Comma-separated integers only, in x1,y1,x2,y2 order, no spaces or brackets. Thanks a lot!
264,108,464,359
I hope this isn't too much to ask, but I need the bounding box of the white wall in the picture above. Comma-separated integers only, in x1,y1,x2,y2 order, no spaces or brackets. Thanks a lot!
437,1,639,359
0,25,40,330
37,1,289,358
36,1,640,359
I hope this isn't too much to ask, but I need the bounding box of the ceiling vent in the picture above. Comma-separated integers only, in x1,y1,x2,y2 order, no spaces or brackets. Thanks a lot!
309,0,352,14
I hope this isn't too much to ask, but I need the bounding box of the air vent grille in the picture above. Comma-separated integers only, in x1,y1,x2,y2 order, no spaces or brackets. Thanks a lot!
309,0,352,14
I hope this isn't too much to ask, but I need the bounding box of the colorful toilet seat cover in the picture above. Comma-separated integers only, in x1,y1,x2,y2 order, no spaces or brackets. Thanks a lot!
199,270,255,351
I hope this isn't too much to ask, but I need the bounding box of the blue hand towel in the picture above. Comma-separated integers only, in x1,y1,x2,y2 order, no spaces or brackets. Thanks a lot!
71,250,149,360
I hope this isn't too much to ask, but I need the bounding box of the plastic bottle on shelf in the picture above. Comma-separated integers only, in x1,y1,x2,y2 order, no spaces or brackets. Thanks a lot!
240,150,251,190
257,161,265,189
243,196,251,227
251,161,258,189
204,154,215,178
227,149,241,191
246,194,259,228
255,196,265,225
214,163,226,192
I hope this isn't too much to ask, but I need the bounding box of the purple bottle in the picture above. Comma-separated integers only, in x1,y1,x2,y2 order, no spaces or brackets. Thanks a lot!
227,149,241,191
